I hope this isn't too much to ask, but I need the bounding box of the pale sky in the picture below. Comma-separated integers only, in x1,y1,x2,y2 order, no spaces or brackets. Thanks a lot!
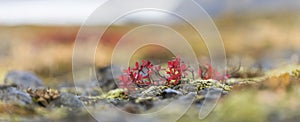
0,0,298,26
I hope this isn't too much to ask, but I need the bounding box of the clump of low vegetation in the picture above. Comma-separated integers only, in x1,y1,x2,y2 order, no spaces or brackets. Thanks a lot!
27,88,60,107
118,56,231,92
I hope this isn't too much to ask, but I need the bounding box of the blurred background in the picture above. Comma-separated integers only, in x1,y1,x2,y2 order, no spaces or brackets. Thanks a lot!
0,0,299,85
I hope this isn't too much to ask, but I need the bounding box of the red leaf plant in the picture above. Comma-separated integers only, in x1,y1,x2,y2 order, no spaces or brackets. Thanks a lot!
118,60,154,89
118,56,231,90
165,56,188,85
198,64,231,81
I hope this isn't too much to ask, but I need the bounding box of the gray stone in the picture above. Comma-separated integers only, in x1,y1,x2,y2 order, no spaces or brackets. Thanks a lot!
201,87,223,101
0,85,32,105
161,88,183,99
51,93,83,109
4,70,44,89
96,65,121,92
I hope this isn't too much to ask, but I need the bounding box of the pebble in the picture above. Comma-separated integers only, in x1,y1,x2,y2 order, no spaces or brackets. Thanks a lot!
4,71,44,89
0,85,32,105
97,65,120,92
161,88,183,99
50,93,83,109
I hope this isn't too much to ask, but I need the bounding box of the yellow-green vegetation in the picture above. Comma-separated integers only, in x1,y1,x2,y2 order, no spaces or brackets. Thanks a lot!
101,88,128,100
206,90,268,122
0,69,7,84
141,86,168,97
190,80,232,92
292,69,300,78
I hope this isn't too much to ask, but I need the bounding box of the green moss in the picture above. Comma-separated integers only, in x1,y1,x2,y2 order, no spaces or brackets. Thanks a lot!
190,79,232,92
102,88,128,100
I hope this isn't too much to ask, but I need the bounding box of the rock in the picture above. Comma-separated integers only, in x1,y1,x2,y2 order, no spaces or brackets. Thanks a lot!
199,87,223,102
141,86,167,97
134,97,155,110
79,96,103,106
161,88,183,99
4,71,44,89
0,84,17,94
58,81,102,96
0,85,32,105
199,87,228,96
50,93,83,109
122,103,142,114
180,84,197,94
96,65,121,92
80,81,103,96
